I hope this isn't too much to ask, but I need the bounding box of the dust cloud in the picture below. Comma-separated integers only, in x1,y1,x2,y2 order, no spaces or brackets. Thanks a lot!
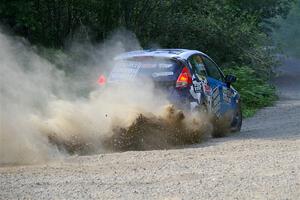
0,29,213,166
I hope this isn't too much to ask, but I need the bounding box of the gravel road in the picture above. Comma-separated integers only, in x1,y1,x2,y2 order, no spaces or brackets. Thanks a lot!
1,58,299,200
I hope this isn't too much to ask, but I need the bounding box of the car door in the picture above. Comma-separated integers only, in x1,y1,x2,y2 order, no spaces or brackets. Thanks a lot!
201,55,233,117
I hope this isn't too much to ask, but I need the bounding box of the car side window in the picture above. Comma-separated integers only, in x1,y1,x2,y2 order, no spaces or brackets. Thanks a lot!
202,56,223,81
188,55,207,78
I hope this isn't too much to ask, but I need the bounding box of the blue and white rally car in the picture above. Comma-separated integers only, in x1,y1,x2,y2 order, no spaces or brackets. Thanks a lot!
98,49,242,132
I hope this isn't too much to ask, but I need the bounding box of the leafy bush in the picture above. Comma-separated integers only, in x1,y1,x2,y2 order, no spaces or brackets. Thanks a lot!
223,66,277,117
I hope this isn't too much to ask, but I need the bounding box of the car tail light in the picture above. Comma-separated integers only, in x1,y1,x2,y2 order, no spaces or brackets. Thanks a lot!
97,75,106,86
176,67,192,88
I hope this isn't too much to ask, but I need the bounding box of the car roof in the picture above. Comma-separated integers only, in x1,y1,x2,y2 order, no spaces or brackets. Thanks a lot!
115,49,209,60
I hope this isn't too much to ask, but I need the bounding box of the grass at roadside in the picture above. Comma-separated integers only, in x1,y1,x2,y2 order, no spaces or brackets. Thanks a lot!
223,66,277,118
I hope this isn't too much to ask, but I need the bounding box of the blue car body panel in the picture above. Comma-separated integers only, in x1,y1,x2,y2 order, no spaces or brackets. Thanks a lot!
207,77,238,116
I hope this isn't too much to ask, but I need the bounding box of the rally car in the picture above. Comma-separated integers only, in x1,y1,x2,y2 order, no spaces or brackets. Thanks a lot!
98,49,242,132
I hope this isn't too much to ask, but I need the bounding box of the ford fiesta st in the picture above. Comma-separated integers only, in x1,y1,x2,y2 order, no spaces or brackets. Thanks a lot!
98,49,242,133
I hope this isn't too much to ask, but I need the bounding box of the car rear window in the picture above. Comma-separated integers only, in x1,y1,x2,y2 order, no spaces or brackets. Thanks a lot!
108,57,180,82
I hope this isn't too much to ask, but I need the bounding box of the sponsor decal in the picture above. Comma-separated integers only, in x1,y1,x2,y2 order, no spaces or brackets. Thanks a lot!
193,82,202,93
192,75,204,93
222,87,232,103
108,61,141,82
152,71,174,78
212,87,219,99
211,87,221,116
158,63,173,69
203,83,211,93
189,86,201,102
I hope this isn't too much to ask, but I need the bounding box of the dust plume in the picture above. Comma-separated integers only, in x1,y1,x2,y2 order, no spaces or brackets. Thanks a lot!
0,31,64,164
0,29,213,166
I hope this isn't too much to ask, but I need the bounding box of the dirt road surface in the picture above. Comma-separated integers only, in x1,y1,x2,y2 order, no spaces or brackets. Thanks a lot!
1,58,299,200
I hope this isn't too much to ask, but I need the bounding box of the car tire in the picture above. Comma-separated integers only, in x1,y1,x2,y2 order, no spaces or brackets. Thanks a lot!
230,102,242,132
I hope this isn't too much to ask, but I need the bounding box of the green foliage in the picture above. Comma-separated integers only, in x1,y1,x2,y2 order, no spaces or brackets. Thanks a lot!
0,0,295,64
272,0,300,57
223,66,277,117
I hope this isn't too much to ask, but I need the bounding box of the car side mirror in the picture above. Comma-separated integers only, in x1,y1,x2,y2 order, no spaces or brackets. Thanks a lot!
225,74,236,87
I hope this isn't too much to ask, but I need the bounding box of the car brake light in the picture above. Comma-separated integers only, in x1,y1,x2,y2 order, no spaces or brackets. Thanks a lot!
176,67,192,88
97,75,106,86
